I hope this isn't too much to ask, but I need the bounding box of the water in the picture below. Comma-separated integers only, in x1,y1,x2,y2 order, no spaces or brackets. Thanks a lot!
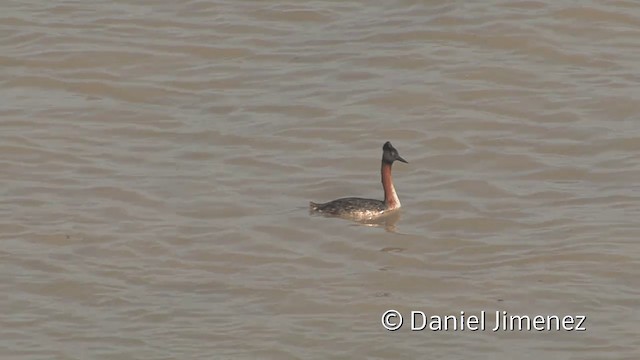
2,1,639,359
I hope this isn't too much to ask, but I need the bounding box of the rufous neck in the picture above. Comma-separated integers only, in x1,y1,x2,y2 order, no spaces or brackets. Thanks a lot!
381,161,400,209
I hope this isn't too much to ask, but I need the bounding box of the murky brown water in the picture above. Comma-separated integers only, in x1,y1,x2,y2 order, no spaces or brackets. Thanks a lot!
2,1,640,359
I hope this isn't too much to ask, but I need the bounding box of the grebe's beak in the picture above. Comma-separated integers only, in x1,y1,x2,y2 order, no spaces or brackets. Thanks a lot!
396,154,408,163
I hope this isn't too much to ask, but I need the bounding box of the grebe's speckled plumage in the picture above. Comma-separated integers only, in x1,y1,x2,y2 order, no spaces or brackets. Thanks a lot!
310,141,408,221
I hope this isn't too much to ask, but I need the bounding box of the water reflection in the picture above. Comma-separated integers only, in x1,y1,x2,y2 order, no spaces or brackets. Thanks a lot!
355,210,401,232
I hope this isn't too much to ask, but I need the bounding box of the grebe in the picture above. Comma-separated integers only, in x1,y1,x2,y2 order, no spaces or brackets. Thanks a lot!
310,141,408,221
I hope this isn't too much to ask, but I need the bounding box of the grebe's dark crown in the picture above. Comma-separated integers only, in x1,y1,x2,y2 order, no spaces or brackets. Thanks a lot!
382,141,408,164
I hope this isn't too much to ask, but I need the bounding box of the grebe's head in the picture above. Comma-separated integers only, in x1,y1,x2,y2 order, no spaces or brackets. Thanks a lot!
382,141,408,164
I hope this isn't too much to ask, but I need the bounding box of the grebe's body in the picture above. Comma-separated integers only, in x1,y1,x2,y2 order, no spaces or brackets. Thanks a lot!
310,141,408,221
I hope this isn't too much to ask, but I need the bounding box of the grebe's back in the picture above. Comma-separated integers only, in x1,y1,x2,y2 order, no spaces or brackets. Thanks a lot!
310,197,387,221
310,141,407,221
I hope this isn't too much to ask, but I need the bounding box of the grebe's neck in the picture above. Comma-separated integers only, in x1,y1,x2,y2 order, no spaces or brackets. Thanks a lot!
381,161,401,209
